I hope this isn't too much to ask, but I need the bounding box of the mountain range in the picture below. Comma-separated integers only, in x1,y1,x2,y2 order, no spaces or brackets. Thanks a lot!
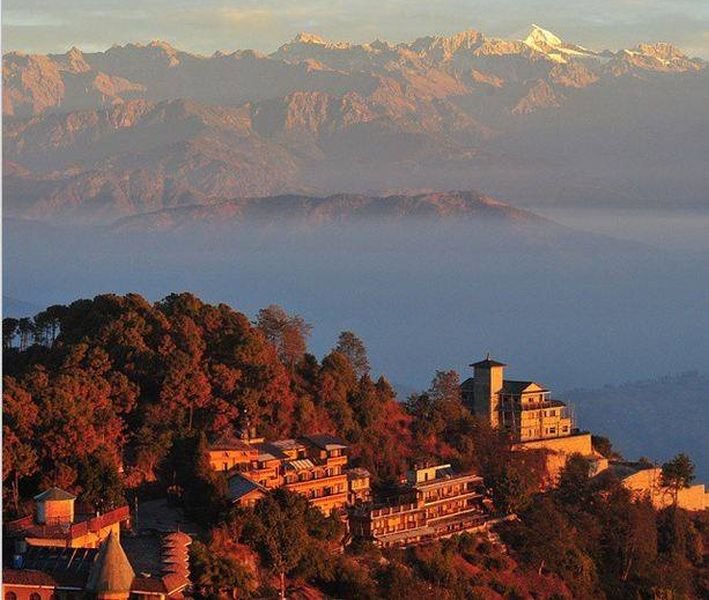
4,25,708,223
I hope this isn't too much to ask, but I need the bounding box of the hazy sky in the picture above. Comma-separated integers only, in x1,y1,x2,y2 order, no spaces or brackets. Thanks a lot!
3,0,709,57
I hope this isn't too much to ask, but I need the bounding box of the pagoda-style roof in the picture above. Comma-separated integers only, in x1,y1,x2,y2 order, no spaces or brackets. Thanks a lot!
86,532,135,595
34,487,76,502
469,355,506,368
163,531,192,546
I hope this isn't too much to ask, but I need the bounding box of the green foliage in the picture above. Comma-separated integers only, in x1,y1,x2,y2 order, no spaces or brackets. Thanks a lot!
335,330,370,378
591,435,622,460
2,293,417,510
164,432,228,525
243,487,343,598
500,454,707,600
77,451,125,512
661,453,696,504
190,539,255,598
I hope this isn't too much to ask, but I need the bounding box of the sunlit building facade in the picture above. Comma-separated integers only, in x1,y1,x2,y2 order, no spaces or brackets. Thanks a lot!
349,464,489,547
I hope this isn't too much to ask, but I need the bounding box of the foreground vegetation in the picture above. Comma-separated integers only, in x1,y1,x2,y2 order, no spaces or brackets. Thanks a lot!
3,293,707,598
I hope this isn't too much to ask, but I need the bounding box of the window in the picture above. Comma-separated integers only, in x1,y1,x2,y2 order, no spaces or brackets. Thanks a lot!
30,594,41,600
550,427,556,434
6,592,17,600
222,463,228,471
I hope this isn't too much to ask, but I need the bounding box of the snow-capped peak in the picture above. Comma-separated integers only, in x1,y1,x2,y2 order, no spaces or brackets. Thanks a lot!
523,24,598,63
525,24,563,49
293,32,329,46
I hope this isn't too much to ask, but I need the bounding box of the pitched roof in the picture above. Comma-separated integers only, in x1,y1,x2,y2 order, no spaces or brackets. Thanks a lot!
502,380,548,394
255,442,288,461
10,544,97,588
86,532,135,594
208,432,251,451
2,568,61,587
162,572,190,595
347,467,371,480
302,433,348,451
271,438,307,452
131,575,168,594
228,473,267,502
34,487,76,502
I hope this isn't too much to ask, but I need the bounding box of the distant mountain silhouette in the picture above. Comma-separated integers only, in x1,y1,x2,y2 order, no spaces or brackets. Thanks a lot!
109,191,548,232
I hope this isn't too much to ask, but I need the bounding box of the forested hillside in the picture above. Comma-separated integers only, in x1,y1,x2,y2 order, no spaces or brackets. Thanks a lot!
3,293,706,599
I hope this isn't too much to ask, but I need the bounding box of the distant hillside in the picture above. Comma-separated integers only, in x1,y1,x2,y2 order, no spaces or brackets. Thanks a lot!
2,296,41,318
565,372,709,481
4,25,708,222
109,191,547,232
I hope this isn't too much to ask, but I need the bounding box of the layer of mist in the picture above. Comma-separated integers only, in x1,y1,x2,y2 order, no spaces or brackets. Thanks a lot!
4,210,708,476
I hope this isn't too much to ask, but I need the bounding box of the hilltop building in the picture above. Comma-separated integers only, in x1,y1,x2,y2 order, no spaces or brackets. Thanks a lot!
349,464,491,547
209,431,370,513
461,356,595,481
3,489,191,600
461,355,575,441
5,487,130,550
594,461,709,512
3,531,191,600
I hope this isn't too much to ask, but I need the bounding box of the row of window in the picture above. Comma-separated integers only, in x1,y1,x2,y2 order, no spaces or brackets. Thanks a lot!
7,593,45,600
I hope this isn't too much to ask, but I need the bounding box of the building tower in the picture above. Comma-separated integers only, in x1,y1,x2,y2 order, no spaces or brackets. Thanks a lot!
86,531,135,600
34,487,76,526
467,355,506,428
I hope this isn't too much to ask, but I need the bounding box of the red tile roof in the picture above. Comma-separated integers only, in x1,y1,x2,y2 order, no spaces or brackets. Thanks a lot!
132,576,168,594
2,569,60,587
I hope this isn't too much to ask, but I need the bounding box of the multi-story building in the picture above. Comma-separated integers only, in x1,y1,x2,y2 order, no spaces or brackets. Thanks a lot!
3,491,190,600
461,355,597,482
210,431,370,514
3,531,191,600
347,468,372,505
461,355,574,442
5,487,130,550
349,464,489,547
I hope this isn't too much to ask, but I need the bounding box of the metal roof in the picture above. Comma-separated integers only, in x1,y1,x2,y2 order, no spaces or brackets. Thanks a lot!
302,433,349,450
285,458,316,472
34,487,77,502
255,442,288,461
227,473,267,502
271,438,306,451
